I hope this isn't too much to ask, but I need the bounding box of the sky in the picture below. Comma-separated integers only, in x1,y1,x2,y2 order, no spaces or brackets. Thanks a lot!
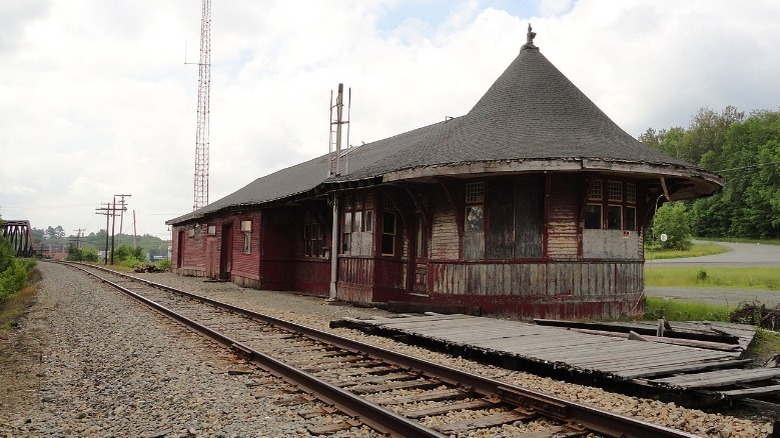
2,0,779,241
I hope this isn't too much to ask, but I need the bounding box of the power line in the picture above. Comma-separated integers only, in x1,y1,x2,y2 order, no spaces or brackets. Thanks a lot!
714,160,780,173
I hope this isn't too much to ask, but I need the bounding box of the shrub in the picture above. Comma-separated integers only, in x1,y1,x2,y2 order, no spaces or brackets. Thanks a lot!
156,259,172,271
647,202,693,251
82,248,99,262
0,258,36,300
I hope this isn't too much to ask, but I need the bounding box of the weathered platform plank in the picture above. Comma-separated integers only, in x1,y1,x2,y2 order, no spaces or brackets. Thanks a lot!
332,314,754,387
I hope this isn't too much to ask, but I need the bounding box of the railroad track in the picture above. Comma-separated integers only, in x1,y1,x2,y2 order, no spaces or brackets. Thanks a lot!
63,262,698,438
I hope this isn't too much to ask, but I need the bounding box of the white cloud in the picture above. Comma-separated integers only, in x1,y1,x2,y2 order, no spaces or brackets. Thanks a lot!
2,0,779,240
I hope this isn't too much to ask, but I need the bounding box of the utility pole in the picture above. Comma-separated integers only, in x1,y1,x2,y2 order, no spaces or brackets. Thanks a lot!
71,228,85,249
110,197,117,265
95,202,114,265
115,194,131,245
132,209,137,249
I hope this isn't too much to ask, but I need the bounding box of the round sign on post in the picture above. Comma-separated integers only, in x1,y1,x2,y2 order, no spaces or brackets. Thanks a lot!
660,233,668,242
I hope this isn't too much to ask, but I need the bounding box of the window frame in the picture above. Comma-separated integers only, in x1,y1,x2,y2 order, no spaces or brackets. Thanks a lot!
243,232,251,254
381,211,397,256
584,178,637,231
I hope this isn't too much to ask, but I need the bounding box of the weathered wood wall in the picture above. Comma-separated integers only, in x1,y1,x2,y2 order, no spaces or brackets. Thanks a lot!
428,260,644,319
430,192,459,259
547,174,579,258
582,229,642,259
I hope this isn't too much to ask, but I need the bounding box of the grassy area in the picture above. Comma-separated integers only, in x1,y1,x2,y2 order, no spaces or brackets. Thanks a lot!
0,284,37,336
645,266,780,290
644,242,729,260
643,296,735,322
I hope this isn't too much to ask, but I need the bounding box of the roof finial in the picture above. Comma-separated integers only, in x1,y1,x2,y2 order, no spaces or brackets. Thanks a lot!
522,23,538,51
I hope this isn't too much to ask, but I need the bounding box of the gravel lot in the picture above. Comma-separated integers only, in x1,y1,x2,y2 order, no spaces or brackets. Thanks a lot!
0,262,775,437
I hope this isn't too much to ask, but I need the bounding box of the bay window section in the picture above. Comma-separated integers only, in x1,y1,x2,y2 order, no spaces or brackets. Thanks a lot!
584,178,637,231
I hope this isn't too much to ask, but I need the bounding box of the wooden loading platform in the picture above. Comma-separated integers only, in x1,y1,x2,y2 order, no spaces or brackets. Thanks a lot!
332,313,779,407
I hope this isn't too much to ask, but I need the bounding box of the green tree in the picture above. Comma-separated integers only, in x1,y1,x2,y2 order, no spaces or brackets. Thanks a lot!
648,203,693,251
644,107,780,239
66,243,82,261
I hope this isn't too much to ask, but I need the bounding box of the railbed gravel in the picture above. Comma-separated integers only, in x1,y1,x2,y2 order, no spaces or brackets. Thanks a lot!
0,263,376,437
1,263,774,437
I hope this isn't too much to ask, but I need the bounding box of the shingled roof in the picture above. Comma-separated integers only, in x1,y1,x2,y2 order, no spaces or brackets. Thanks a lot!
168,28,722,226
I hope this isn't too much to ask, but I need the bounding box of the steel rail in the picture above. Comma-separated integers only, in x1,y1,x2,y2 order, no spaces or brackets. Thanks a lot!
66,263,445,438
70,263,698,438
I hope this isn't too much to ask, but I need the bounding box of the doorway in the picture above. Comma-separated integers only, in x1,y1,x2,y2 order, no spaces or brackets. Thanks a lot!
219,222,233,280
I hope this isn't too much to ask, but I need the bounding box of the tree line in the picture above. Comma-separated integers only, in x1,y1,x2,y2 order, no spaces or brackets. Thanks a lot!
641,106,780,240
33,228,170,261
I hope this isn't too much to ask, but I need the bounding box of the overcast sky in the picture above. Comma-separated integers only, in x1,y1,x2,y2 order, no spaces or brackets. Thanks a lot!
2,0,779,240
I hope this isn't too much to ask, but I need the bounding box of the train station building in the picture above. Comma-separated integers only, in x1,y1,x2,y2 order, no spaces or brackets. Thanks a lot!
167,28,721,320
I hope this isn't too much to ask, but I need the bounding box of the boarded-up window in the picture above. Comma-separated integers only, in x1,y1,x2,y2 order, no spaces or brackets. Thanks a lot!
486,182,513,259
514,176,543,258
479,176,544,260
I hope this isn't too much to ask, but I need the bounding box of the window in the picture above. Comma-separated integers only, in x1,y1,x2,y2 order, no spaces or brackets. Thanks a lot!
585,178,637,231
342,211,352,253
353,211,362,232
626,183,636,204
365,211,373,232
626,206,636,231
607,205,622,230
304,217,324,258
207,225,217,236
381,212,396,256
340,192,374,256
243,232,251,254
465,206,484,232
584,204,602,229
465,182,485,203
608,181,623,202
588,179,603,200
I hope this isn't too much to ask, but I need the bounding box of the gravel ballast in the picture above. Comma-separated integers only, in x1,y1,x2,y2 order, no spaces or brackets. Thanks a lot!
0,262,774,437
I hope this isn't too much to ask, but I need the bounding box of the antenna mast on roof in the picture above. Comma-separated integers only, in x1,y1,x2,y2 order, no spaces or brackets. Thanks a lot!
328,83,351,177
191,0,212,211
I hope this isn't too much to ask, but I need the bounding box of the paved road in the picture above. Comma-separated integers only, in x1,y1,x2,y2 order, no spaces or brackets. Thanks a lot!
645,240,780,307
646,240,780,267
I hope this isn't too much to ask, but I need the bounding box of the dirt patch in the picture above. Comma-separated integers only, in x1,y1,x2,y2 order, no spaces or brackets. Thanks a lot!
0,270,46,425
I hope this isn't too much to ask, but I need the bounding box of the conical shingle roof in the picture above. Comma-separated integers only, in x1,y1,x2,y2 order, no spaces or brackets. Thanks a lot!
169,29,721,225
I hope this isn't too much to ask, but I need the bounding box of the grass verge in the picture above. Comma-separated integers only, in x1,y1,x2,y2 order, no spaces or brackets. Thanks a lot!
643,296,735,322
645,266,780,290
644,242,729,260
0,267,39,336
702,237,780,246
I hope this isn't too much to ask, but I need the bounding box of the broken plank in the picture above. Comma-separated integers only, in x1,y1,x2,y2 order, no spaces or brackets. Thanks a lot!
716,384,780,398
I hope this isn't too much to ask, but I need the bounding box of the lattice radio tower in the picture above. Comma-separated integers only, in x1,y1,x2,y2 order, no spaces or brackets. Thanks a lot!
192,0,211,211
